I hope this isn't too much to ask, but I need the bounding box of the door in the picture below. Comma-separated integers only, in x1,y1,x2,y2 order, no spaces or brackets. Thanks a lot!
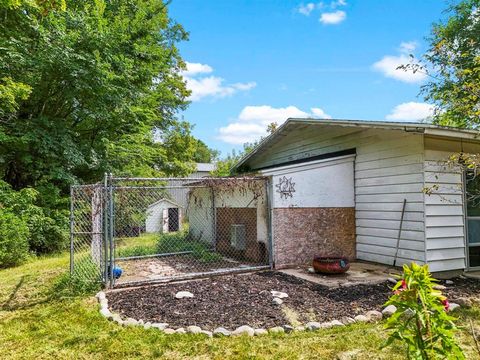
168,208,179,232
466,173,480,269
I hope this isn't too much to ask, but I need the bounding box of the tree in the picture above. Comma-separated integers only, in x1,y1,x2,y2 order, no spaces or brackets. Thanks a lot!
0,0,192,193
412,0,480,127
192,139,219,163
0,0,199,257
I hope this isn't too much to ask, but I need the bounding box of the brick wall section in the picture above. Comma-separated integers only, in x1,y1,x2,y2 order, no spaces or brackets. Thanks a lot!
273,207,356,268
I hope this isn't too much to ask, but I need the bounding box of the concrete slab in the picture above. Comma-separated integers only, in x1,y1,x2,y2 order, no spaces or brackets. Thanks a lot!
280,261,401,288
464,271,480,280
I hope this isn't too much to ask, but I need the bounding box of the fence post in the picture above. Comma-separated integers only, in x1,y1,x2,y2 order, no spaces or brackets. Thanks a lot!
69,186,75,275
102,174,108,286
108,173,115,288
211,186,217,251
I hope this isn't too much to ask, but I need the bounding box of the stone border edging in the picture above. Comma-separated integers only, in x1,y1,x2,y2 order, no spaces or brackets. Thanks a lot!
94,291,424,337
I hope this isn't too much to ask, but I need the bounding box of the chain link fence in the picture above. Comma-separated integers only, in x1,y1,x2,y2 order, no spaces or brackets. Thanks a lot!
70,175,272,288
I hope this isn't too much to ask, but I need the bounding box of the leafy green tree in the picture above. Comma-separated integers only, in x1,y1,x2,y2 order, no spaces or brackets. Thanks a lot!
0,0,191,193
410,0,480,127
193,139,219,163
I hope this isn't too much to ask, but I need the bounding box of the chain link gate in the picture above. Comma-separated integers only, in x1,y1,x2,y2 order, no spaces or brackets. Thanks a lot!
70,175,273,288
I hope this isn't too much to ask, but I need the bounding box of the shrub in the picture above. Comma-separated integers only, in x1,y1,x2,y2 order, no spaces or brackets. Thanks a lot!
0,181,68,255
0,208,29,268
382,263,464,360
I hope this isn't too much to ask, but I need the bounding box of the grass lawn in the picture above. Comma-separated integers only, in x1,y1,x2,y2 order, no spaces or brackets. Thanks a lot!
1,254,480,359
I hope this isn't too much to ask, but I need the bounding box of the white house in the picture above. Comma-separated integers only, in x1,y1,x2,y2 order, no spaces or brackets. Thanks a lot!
231,118,480,277
145,198,182,233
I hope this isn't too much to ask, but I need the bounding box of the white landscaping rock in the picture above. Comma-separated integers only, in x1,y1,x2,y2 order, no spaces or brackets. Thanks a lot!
366,311,383,322
295,326,306,332
143,322,152,330
354,315,368,323
96,291,107,301
186,325,202,334
151,323,169,330
269,326,285,333
433,284,447,291
201,330,213,338
308,267,316,274
99,306,111,316
272,297,283,305
382,305,397,317
175,291,194,299
254,328,268,336
449,303,461,311
163,328,176,334
319,322,333,329
232,325,255,337
175,328,186,334
330,320,345,327
270,290,288,299
387,278,398,285
283,325,294,333
446,280,454,285
123,318,139,326
340,317,355,325
213,327,231,337
306,321,322,331
111,313,122,323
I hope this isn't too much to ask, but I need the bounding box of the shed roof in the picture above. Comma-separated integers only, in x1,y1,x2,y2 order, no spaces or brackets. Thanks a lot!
147,198,181,209
233,118,480,171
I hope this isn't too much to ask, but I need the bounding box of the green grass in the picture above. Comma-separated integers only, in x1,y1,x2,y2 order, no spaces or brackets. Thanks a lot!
116,230,223,263
1,254,480,359
116,233,158,258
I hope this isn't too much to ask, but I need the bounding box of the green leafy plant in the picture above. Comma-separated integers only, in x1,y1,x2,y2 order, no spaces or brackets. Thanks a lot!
382,263,464,359
0,208,30,268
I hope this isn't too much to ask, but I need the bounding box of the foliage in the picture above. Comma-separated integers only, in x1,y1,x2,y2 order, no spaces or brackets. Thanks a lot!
0,0,220,265
382,263,464,360
0,180,68,254
193,139,220,163
0,208,29,268
53,260,101,297
405,0,480,127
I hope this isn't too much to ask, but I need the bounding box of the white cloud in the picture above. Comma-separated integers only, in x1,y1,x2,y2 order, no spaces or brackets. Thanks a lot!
181,62,213,76
399,41,417,54
330,0,346,8
298,3,315,15
218,105,331,144
385,102,435,122
182,61,256,101
372,42,427,83
319,10,346,25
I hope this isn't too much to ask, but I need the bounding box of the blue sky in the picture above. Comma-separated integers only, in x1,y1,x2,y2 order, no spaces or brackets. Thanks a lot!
169,0,448,155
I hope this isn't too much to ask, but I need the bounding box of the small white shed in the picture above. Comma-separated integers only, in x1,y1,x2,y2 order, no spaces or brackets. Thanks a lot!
145,198,182,233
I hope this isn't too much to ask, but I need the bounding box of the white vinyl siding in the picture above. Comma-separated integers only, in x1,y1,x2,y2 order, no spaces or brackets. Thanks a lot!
423,138,467,272
249,127,426,267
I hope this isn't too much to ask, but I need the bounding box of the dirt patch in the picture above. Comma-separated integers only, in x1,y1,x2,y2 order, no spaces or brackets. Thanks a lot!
107,271,392,330
115,255,257,285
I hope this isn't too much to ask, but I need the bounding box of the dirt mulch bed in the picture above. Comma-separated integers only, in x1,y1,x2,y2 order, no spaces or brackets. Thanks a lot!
106,272,480,331
107,271,392,330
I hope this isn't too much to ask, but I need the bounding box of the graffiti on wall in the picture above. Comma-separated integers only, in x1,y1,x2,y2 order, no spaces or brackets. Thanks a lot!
275,176,296,199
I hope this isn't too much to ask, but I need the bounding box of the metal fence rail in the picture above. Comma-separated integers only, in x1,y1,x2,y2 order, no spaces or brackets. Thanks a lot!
70,175,272,288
